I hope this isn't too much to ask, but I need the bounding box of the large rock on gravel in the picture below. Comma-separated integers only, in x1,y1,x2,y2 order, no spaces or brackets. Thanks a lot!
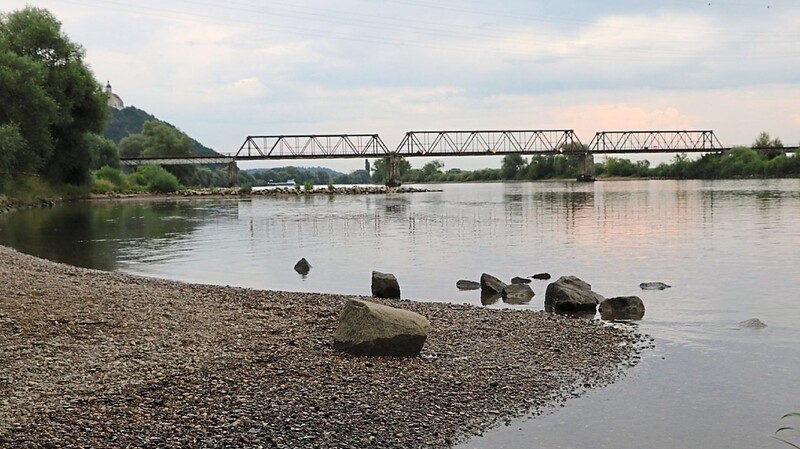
599,296,645,320
502,284,535,305
480,273,507,294
334,299,430,356
371,271,401,299
545,276,604,312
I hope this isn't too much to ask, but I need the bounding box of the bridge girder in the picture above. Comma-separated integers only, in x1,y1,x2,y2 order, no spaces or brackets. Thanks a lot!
586,130,723,154
395,130,582,157
236,134,390,159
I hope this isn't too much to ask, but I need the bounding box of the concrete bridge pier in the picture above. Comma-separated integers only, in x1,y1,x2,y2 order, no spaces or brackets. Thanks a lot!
228,161,239,187
385,154,401,187
576,153,595,182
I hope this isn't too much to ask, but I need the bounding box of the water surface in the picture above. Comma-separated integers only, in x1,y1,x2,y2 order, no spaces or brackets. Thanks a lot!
1,179,798,448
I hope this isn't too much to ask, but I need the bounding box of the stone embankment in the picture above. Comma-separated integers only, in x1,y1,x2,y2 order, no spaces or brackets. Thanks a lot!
179,185,437,197
0,246,647,448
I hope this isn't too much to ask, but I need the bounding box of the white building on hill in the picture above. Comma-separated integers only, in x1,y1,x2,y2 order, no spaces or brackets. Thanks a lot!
105,81,124,110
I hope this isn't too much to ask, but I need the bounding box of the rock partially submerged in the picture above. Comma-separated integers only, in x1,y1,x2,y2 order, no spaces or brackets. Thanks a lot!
545,276,604,312
333,299,430,356
502,284,535,305
294,258,311,275
372,271,401,299
480,273,507,295
532,273,552,280
599,296,645,321
639,282,671,290
456,280,480,290
737,318,767,330
511,276,532,284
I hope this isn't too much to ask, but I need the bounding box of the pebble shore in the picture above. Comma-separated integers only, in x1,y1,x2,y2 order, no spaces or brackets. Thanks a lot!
0,246,646,448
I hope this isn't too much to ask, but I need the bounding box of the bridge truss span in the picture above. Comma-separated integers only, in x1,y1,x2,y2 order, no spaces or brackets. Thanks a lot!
587,130,723,154
395,130,582,157
236,134,390,160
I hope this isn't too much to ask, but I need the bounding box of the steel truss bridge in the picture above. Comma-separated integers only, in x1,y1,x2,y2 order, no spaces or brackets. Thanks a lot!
119,129,797,184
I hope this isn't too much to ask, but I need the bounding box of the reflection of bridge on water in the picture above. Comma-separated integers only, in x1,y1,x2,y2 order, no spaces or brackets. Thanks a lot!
119,130,798,186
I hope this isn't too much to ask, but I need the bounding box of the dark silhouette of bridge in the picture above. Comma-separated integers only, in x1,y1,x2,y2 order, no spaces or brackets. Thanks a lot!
119,129,797,186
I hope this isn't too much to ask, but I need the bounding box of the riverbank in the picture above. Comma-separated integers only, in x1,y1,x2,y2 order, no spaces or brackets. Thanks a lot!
0,245,645,448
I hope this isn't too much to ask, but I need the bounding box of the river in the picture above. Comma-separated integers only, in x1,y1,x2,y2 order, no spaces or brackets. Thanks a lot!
1,179,798,448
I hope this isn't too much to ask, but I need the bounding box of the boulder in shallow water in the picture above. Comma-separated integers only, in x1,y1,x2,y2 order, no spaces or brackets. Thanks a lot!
511,276,532,284
371,271,401,299
294,258,311,275
532,273,551,280
545,276,604,312
599,296,645,320
502,284,535,305
456,280,480,290
480,273,507,295
334,299,430,356
737,318,767,330
639,282,671,290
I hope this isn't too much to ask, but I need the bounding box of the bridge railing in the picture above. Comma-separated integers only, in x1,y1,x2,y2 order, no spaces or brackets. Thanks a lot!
587,130,723,154
236,134,391,159
395,130,582,157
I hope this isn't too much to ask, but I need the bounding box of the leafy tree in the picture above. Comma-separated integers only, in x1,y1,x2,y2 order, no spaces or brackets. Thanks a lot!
421,160,444,178
119,134,146,158
501,154,526,179
0,7,107,185
0,123,25,186
127,120,197,185
84,133,119,169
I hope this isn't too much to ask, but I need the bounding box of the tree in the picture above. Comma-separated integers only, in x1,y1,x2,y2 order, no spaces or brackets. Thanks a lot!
0,124,25,186
84,133,119,169
753,131,784,159
421,160,444,179
138,120,197,185
501,154,526,179
0,7,107,185
119,134,146,158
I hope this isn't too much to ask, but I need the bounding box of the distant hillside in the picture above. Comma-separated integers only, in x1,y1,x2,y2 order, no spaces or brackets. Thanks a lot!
104,106,219,156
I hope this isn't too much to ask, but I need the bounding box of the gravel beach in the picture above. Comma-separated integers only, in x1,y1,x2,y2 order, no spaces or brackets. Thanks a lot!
0,245,645,448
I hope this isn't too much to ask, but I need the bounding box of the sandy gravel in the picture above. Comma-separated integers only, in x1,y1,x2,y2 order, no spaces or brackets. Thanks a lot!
0,245,646,448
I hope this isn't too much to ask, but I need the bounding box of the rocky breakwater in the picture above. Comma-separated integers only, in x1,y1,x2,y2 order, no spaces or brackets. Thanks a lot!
0,246,646,449
176,185,438,197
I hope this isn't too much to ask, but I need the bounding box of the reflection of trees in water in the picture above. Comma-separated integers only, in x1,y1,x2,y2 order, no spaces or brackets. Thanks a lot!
0,200,205,271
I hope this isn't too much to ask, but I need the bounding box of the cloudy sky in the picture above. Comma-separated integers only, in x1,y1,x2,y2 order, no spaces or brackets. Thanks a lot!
3,0,799,171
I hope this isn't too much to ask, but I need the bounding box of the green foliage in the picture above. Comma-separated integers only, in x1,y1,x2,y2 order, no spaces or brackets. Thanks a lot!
130,164,180,193
104,106,218,156
501,154,526,179
93,166,126,189
303,179,314,191
121,121,197,186
0,6,107,186
239,182,252,194
0,123,26,187
84,133,119,169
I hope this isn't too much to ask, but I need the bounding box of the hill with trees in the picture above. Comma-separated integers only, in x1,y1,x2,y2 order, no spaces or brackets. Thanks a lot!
104,106,219,157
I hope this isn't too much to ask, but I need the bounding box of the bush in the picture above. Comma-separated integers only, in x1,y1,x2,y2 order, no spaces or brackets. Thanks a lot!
91,178,116,194
303,180,314,191
239,183,252,194
94,166,127,189
131,165,181,193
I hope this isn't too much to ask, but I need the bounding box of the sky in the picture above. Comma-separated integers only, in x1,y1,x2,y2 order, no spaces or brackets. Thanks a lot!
2,0,799,172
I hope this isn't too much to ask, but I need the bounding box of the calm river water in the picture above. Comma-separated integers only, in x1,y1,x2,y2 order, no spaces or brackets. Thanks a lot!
1,179,799,448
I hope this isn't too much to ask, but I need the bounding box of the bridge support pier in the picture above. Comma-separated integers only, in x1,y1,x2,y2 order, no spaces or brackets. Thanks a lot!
228,161,239,187
576,153,595,182
384,154,401,188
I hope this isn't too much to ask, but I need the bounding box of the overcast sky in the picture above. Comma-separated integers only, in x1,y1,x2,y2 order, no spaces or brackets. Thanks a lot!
2,0,799,171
